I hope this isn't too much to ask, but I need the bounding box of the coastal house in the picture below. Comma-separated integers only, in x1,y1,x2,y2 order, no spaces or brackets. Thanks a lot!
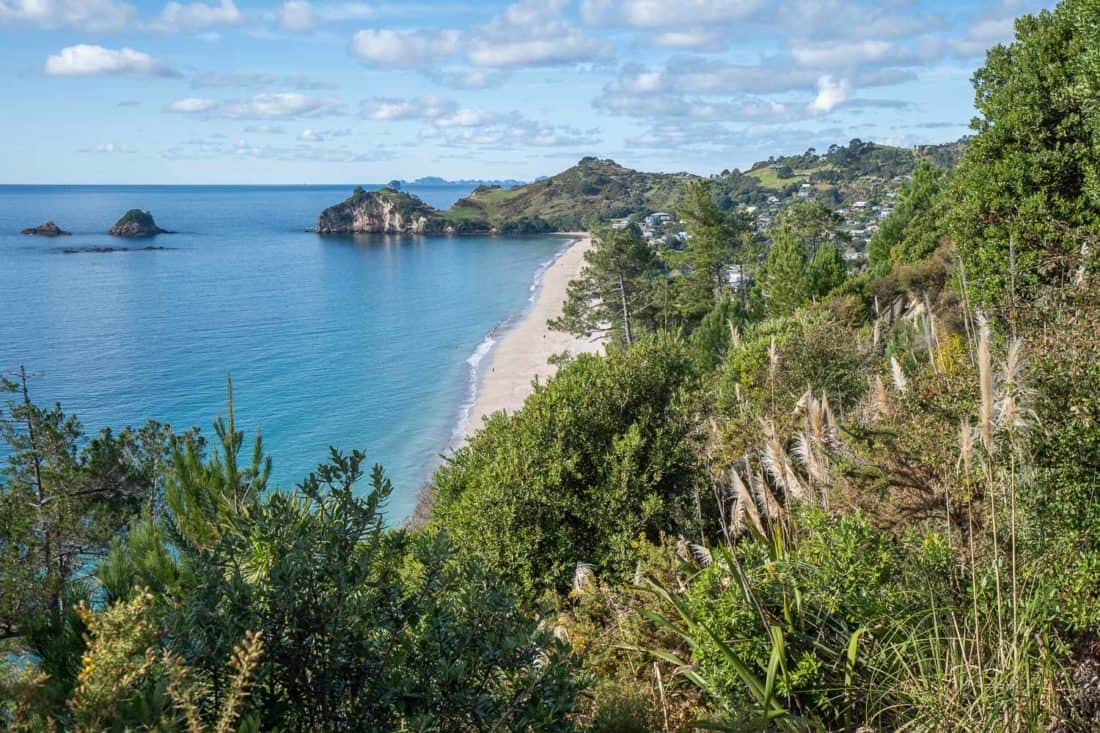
645,212,673,226
853,200,868,210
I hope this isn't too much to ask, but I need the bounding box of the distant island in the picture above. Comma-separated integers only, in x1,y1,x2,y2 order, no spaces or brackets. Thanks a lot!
108,210,171,238
316,157,695,235
21,220,71,237
387,176,527,189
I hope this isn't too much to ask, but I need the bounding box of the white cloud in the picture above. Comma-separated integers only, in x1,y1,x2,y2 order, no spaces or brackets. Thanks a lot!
581,0,760,28
351,28,462,67
351,0,608,70
0,0,135,31
276,0,315,32
298,127,351,141
466,30,608,68
361,95,457,121
809,74,850,114
221,92,341,119
44,45,176,76
150,0,242,32
426,69,508,90
167,96,218,113
650,28,728,51
81,142,136,153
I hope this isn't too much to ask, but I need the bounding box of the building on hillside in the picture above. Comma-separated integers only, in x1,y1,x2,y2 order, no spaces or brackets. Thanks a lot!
645,212,673,227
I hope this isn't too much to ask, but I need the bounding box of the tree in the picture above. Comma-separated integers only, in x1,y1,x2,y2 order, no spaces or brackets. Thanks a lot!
0,367,190,642
868,162,946,268
946,0,1100,306
775,200,850,260
808,242,847,298
672,180,751,324
759,228,811,317
99,399,581,732
430,336,704,595
551,224,664,346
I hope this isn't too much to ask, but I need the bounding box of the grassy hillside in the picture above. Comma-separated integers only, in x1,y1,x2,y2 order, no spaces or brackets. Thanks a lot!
442,157,696,232
712,139,966,209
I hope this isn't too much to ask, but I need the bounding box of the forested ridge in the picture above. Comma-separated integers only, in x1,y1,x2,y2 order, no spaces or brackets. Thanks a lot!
3,1,1099,730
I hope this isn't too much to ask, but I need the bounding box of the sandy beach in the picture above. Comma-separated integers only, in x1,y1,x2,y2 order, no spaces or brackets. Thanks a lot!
464,233,602,438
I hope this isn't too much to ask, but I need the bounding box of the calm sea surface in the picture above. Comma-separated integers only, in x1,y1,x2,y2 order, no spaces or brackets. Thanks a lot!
0,185,565,517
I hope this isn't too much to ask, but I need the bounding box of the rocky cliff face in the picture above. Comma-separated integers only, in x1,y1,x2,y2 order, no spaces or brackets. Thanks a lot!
108,210,169,238
315,187,450,235
21,220,71,236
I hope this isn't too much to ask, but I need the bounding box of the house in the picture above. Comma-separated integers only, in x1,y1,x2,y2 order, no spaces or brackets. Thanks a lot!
645,212,673,227
610,218,630,230
766,195,780,205
852,201,868,210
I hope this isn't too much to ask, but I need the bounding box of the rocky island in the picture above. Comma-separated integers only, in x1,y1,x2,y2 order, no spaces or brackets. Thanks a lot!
108,209,170,238
315,187,456,235
314,158,696,237
21,220,71,237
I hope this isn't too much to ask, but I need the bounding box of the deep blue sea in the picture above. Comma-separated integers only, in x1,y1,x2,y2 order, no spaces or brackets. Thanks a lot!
0,185,566,517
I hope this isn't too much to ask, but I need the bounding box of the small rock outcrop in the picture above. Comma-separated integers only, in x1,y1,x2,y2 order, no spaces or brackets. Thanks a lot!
315,187,449,235
108,210,170,238
21,220,71,237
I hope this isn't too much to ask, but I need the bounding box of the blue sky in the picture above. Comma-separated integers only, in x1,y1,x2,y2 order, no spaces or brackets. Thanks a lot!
0,0,1055,183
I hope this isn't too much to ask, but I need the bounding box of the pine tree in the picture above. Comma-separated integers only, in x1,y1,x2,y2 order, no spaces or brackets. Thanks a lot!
551,225,664,345
760,228,810,317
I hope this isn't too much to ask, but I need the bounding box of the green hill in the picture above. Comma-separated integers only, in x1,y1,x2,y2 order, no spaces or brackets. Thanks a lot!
711,138,966,209
441,157,697,232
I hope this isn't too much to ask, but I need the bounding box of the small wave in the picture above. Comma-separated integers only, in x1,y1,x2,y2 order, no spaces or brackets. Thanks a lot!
449,235,580,448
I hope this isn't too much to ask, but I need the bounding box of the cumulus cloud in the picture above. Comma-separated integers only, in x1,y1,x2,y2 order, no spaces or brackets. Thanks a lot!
351,28,462,67
361,96,457,121
44,45,177,76
149,0,242,32
167,96,218,113
808,74,850,114
0,0,134,31
191,71,335,90
581,0,760,28
222,92,342,119
425,69,508,90
166,93,342,119
352,0,609,69
298,127,351,141
276,0,315,32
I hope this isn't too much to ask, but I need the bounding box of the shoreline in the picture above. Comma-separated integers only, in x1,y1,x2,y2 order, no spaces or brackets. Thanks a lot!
460,232,601,441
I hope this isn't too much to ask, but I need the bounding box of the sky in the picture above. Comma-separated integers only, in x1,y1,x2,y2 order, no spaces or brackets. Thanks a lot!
0,0,1056,183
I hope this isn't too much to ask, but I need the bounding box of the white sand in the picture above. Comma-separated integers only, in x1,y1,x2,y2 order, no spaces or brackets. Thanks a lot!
464,233,602,438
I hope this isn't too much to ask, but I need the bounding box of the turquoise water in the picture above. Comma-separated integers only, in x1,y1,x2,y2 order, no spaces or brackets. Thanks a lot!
0,185,566,516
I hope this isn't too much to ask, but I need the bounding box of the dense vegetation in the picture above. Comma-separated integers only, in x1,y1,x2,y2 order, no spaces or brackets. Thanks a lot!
3,2,1099,730
709,139,965,210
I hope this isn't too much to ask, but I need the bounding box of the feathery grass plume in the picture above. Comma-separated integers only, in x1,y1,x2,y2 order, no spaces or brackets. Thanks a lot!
728,320,741,346
995,337,1035,438
690,543,713,567
572,562,595,595
977,313,994,451
957,419,975,478
674,536,692,564
820,392,839,446
213,630,264,733
793,430,829,489
761,420,807,503
730,467,765,537
730,494,748,538
750,467,783,521
768,336,779,383
889,356,908,393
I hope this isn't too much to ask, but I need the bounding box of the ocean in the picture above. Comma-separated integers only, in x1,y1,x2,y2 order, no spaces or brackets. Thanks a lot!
0,184,566,517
